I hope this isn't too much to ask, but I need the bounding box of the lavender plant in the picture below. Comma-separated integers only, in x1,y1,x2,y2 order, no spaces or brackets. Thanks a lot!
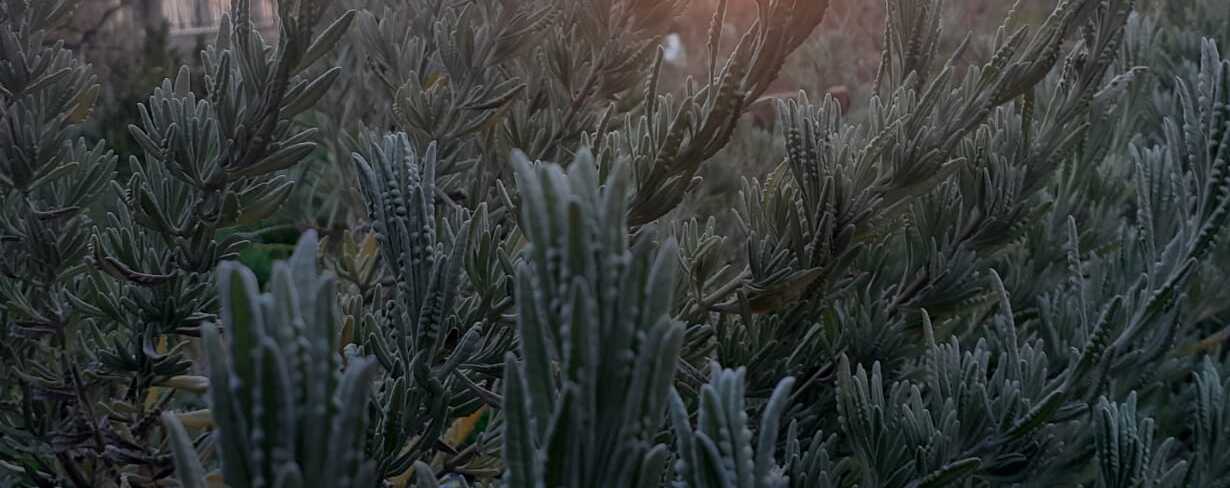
0,1,117,484
162,230,381,488
5,0,1230,487
2,0,355,484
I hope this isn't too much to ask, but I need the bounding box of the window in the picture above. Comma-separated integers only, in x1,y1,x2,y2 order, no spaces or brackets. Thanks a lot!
162,0,276,35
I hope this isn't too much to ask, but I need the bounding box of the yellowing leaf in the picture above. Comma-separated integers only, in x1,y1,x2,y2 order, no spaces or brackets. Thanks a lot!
205,471,225,488
68,84,100,123
339,316,355,354
359,231,379,258
175,409,215,430
446,406,487,446
145,336,169,410
158,375,211,394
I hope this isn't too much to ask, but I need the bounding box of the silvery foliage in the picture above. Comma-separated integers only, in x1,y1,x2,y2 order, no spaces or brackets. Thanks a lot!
162,230,380,488
350,132,513,478
77,0,355,384
339,0,831,482
322,0,828,221
0,1,117,483
0,0,355,485
500,149,685,487
4,0,1230,487
679,1,1230,486
223,0,1230,486
491,0,1230,487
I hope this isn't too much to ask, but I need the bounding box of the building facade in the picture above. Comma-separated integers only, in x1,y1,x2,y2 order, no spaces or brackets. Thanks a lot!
160,0,277,37
70,0,277,51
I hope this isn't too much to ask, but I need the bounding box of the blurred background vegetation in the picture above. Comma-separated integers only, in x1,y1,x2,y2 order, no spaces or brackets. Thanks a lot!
59,0,1229,284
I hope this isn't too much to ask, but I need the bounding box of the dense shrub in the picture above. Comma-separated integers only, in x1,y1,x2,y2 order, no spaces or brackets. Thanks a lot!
2,0,1229,487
